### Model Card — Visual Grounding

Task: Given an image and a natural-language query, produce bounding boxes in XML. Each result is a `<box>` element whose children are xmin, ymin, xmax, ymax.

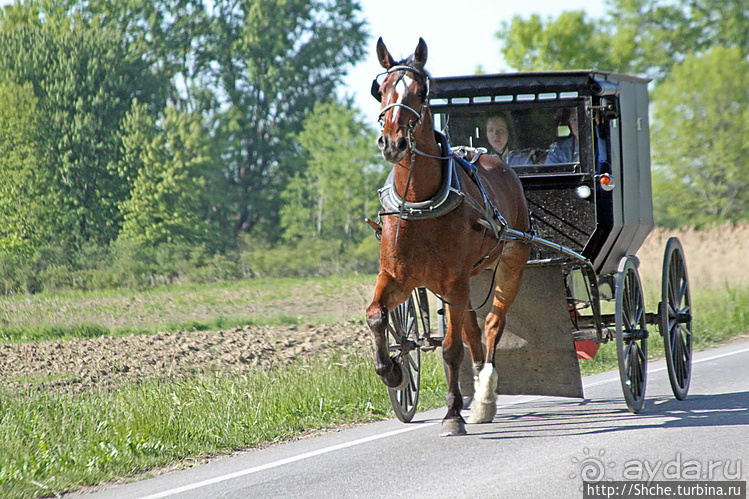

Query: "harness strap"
<box><xmin>452</xmin><ymin>149</ymin><xmax>508</xmax><ymax>242</ymax></box>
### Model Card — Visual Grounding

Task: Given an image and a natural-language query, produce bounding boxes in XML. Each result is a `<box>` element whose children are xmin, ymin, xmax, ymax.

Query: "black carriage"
<box><xmin>383</xmin><ymin>71</ymin><xmax>692</xmax><ymax>422</ymax></box>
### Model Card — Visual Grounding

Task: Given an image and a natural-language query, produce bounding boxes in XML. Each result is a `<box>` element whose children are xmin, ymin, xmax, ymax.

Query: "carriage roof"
<box><xmin>429</xmin><ymin>70</ymin><xmax>650</xmax><ymax>101</ymax></box>
<box><xmin>429</xmin><ymin>70</ymin><xmax>654</xmax><ymax>275</ymax></box>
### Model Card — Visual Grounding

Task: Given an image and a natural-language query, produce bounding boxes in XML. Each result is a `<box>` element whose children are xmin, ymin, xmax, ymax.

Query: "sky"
<box><xmin>347</xmin><ymin>0</ymin><xmax>607</xmax><ymax>116</ymax></box>
<box><xmin>0</xmin><ymin>0</ymin><xmax>607</xmax><ymax>115</ymax></box>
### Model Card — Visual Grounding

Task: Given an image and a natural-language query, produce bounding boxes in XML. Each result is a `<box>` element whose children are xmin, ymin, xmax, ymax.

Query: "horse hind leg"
<box><xmin>457</xmin><ymin>309</ymin><xmax>496</xmax><ymax>424</ymax></box>
<box><xmin>469</xmin><ymin>361</ymin><xmax>499</xmax><ymax>424</ymax></box>
<box><xmin>469</xmin><ymin>302</ymin><xmax>502</xmax><ymax>424</ymax></box>
<box><xmin>470</xmin><ymin>242</ymin><xmax>529</xmax><ymax>424</ymax></box>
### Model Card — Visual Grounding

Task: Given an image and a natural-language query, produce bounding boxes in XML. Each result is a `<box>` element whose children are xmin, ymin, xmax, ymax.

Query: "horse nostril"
<box><xmin>377</xmin><ymin>135</ymin><xmax>386</xmax><ymax>149</ymax></box>
<box><xmin>396</xmin><ymin>137</ymin><xmax>407</xmax><ymax>151</ymax></box>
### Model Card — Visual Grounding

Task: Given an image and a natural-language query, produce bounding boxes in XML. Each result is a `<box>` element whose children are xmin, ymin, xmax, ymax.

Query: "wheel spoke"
<box><xmin>677</xmin><ymin>328</ymin><xmax>690</xmax><ymax>380</ymax></box>
<box><xmin>675</xmin><ymin>337</ymin><xmax>685</xmax><ymax>384</ymax></box>
<box><xmin>633</xmin><ymin>297</ymin><xmax>644</xmax><ymax>326</ymax></box>
<box><xmin>668</xmin><ymin>257</ymin><xmax>680</xmax><ymax>304</ymax></box>
<box><xmin>636</xmin><ymin>347</ymin><xmax>646</xmax><ymax>398</ymax></box>
<box><xmin>629</xmin><ymin>344</ymin><xmax>640</xmax><ymax>399</ymax></box>
<box><xmin>407</xmin><ymin>353</ymin><xmax>419</xmax><ymax>372</ymax></box>
<box><xmin>406</xmin><ymin>316</ymin><xmax>415</xmax><ymax>335</ymax></box>
<box><xmin>676</xmin><ymin>277</ymin><xmax>688</xmax><ymax>306</ymax></box>
<box><xmin>624</xmin><ymin>342</ymin><xmax>635</xmax><ymax>390</ymax></box>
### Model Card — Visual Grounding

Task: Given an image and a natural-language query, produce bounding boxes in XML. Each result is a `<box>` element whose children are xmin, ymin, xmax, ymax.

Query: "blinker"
<box><xmin>371</xmin><ymin>79</ymin><xmax>381</xmax><ymax>102</ymax></box>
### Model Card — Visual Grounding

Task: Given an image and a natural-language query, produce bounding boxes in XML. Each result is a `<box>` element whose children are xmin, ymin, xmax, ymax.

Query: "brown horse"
<box><xmin>366</xmin><ymin>38</ymin><xmax>531</xmax><ymax>436</ymax></box>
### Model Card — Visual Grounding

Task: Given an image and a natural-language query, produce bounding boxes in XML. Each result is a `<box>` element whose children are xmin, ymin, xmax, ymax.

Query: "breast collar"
<box><xmin>378</xmin><ymin>131</ymin><xmax>464</xmax><ymax>220</ymax></box>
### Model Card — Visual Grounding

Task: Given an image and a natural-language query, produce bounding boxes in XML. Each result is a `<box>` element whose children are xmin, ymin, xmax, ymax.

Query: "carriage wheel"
<box><xmin>615</xmin><ymin>256</ymin><xmax>648</xmax><ymax>414</ymax></box>
<box><xmin>660</xmin><ymin>237</ymin><xmax>692</xmax><ymax>400</ymax></box>
<box><xmin>386</xmin><ymin>294</ymin><xmax>421</xmax><ymax>422</ymax></box>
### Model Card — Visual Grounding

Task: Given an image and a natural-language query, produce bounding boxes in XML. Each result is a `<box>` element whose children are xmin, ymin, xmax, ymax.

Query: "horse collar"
<box><xmin>378</xmin><ymin>132</ymin><xmax>463</xmax><ymax>221</ymax></box>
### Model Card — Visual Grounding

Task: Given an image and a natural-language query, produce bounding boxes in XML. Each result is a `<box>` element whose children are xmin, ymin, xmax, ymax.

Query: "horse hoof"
<box><xmin>440</xmin><ymin>419</ymin><xmax>467</xmax><ymax>437</ymax></box>
<box><xmin>468</xmin><ymin>401</ymin><xmax>497</xmax><ymax>424</ymax></box>
<box><xmin>379</xmin><ymin>361</ymin><xmax>405</xmax><ymax>389</ymax></box>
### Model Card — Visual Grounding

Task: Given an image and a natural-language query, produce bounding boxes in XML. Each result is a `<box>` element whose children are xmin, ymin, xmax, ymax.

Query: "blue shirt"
<box><xmin>545</xmin><ymin>136</ymin><xmax>578</xmax><ymax>165</ymax></box>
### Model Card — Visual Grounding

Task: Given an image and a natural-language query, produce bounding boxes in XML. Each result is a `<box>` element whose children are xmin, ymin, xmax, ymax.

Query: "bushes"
<box><xmin>0</xmin><ymin>235</ymin><xmax>381</xmax><ymax>295</ymax></box>
<box><xmin>238</xmin><ymin>235</ymin><xmax>379</xmax><ymax>278</ymax></box>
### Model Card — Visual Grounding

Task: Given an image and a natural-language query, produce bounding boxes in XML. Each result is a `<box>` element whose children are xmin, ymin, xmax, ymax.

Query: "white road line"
<box><xmin>138</xmin><ymin>424</ymin><xmax>433</xmax><ymax>499</ymax></box>
<box><xmin>139</xmin><ymin>343</ymin><xmax>749</xmax><ymax>498</ymax></box>
<box><xmin>691</xmin><ymin>345</ymin><xmax>749</xmax><ymax>365</ymax></box>
<box><xmin>584</xmin><ymin>345</ymin><xmax>749</xmax><ymax>389</ymax></box>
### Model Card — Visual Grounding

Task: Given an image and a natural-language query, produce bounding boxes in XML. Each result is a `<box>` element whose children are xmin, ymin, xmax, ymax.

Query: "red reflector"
<box><xmin>575</xmin><ymin>340</ymin><xmax>601</xmax><ymax>360</ymax></box>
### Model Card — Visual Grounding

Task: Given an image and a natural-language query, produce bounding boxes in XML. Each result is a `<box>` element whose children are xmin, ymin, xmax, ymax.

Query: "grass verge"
<box><xmin>0</xmin><ymin>352</ymin><xmax>448</xmax><ymax>499</ymax></box>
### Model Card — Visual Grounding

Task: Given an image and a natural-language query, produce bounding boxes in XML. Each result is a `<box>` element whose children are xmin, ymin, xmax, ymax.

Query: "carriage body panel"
<box><xmin>468</xmin><ymin>262</ymin><xmax>584</xmax><ymax>399</ymax></box>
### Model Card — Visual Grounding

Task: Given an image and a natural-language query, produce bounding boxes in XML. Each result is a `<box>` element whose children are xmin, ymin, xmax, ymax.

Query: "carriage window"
<box><xmin>436</xmin><ymin>103</ymin><xmax>588</xmax><ymax>176</ymax></box>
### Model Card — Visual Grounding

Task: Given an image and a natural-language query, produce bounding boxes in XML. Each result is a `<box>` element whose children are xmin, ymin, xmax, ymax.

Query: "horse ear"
<box><xmin>376</xmin><ymin>37</ymin><xmax>396</xmax><ymax>70</ymax></box>
<box><xmin>413</xmin><ymin>37</ymin><xmax>428</xmax><ymax>67</ymax></box>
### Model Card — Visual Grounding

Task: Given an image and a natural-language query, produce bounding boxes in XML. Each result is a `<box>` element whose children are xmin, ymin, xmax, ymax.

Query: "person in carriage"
<box><xmin>484</xmin><ymin>111</ymin><xmax>531</xmax><ymax>166</ymax></box>
<box><xmin>545</xmin><ymin>107</ymin><xmax>579</xmax><ymax>165</ymax></box>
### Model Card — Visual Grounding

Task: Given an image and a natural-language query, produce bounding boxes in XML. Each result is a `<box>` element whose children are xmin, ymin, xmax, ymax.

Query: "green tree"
<box><xmin>497</xmin><ymin>10</ymin><xmax>635</xmax><ymax>72</ymax></box>
<box><xmin>207</xmin><ymin>0</ymin><xmax>367</xmax><ymax>238</ymax></box>
<box><xmin>0</xmin><ymin>81</ymin><xmax>48</xmax><ymax>257</ymax></box>
<box><xmin>651</xmin><ymin>46</ymin><xmax>749</xmax><ymax>227</ymax></box>
<box><xmin>0</xmin><ymin>24</ymin><xmax>165</xmax><ymax>248</ymax></box>
<box><xmin>497</xmin><ymin>1</ymin><xmax>749</xmax><ymax>79</ymax></box>
<box><xmin>0</xmin><ymin>1</ymin><xmax>42</xmax><ymax>33</ymax></box>
<box><xmin>280</xmin><ymin>101</ymin><xmax>382</xmax><ymax>243</ymax></box>
<box><xmin>119</xmin><ymin>105</ymin><xmax>218</xmax><ymax>246</ymax></box>
<box><xmin>53</xmin><ymin>0</ymin><xmax>369</xmax><ymax>238</ymax></box>
<box><xmin>38</xmin><ymin>0</ymin><xmax>209</xmax><ymax>111</ymax></box>
<box><xmin>606</xmin><ymin>0</ymin><xmax>749</xmax><ymax>80</ymax></box>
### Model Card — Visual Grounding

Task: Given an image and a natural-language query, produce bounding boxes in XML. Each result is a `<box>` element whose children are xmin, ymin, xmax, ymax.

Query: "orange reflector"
<box><xmin>599</xmin><ymin>173</ymin><xmax>615</xmax><ymax>191</ymax></box>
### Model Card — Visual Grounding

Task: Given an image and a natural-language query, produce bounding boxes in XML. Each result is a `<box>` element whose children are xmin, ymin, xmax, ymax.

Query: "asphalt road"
<box><xmin>67</xmin><ymin>340</ymin><xmax>749</xmax><ymax>499</ymax></box>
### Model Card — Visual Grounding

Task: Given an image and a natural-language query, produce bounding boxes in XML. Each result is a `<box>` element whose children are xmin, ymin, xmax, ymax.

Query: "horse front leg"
<box><xmin>440</xmin><ymin>288</ymin><xmax>475</xmax><ymax>436</ymax></box>
<box><xmin>471</xmin><ymin>242</ymin><xmax>529</xmax><ymax>423</ymax></box>
<box><xmin>366</xmin><ymin>270</ymin><xmax>412</xmax><ymax>389</ymax></box>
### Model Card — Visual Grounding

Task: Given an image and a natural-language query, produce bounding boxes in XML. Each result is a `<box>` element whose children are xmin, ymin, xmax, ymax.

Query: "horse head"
<box><xmin>373</xmin><ymin>37</ymin><xmax>431</xmax><ymax>164</ymax></box>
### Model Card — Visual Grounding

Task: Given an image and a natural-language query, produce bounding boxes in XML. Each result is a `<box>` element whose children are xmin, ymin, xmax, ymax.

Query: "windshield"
<box><xmin>435</xmin><ymin>102</ymin><xmax>589</xmax><ymax>174</ymax></box>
